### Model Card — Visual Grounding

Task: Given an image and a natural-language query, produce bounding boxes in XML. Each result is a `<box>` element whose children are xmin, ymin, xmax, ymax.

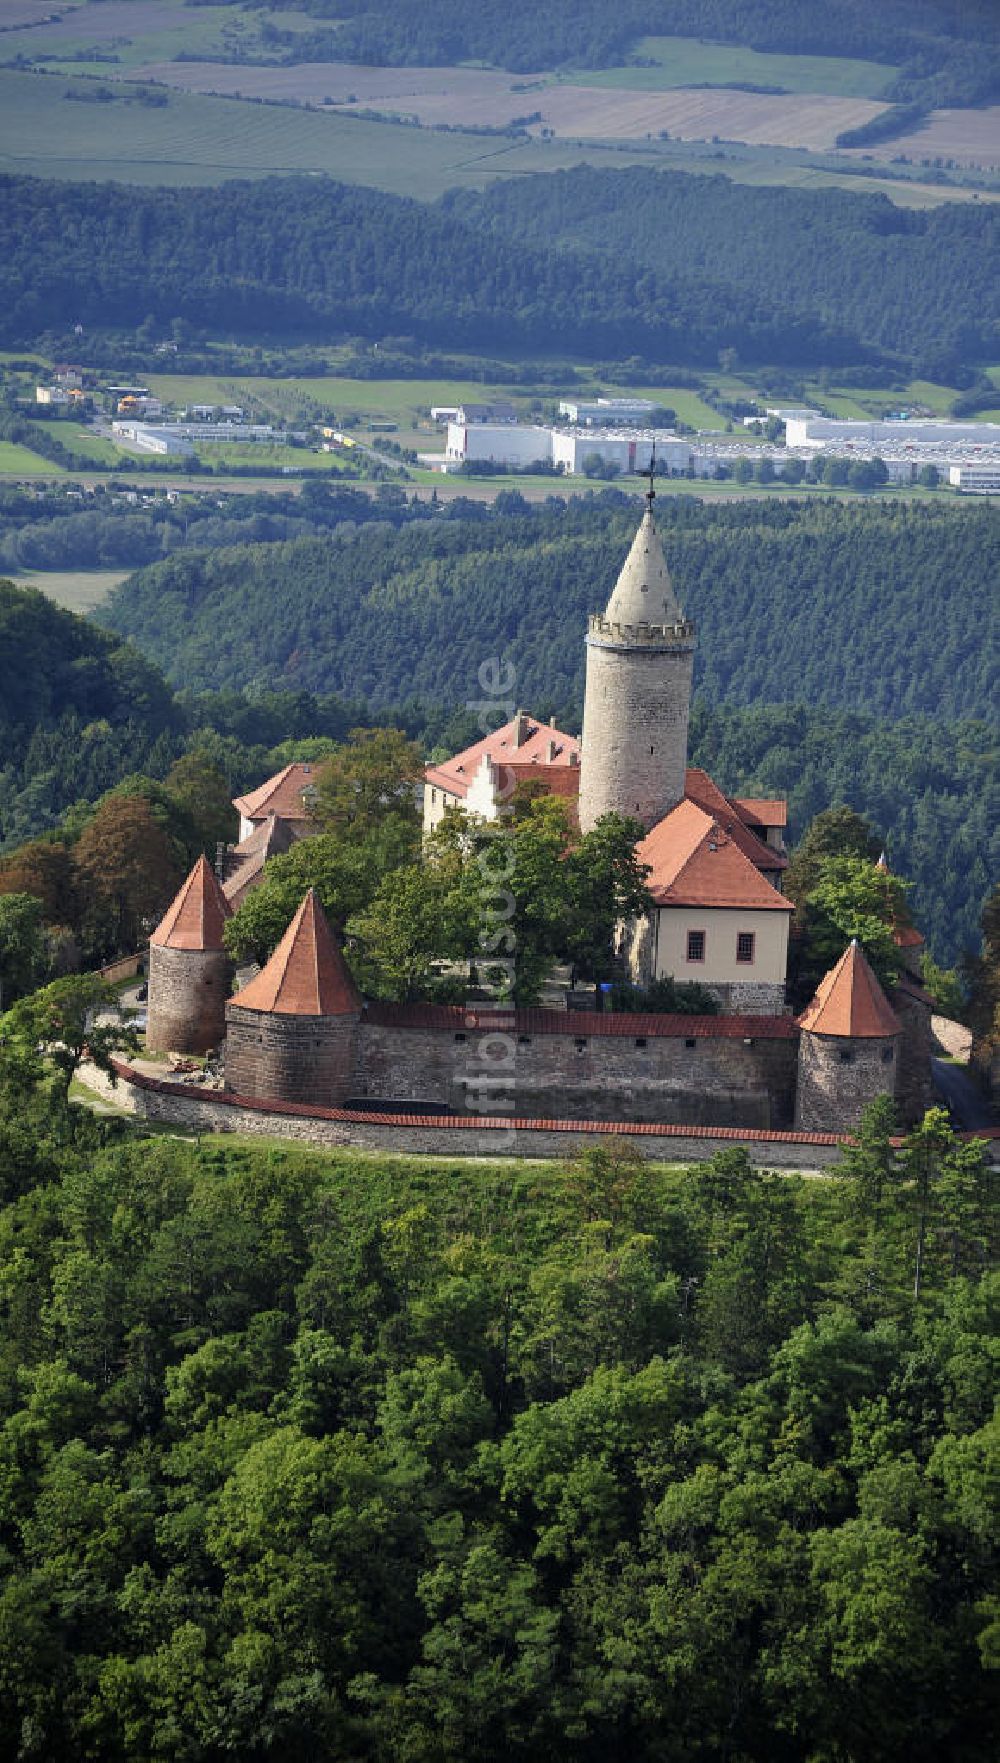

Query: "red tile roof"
<box><xmin>685</xmin><ymin>769</ymin><xmax>788</xmax><ymax>871</ymax></box>
<box><xmin>893</xmin><ymin>923</ymin><xmax>925</xmax><ymax>949</ymax></box>
<box><xmin>797</xmin><ymin>940</ymin><xmax>900</xmax><ymax>1038</ymax></box>
<box><xmin>638</xmin><ymin>800</ymin><xmax>794</xmax><ymax>912</ymax></box>
<box><xmin>150</xmin><ymin>855</ymin><xmax>231</xmax><ymax>951</ymax></box>
<box><xmin>734</xmin><ymin>797</ymin><xmax>788</xmax><ymax>829</ymax></box>
<box><xmin>424</xmin><ymin>714</ymin><xmax>580</xmax><ymax>801</ymax></box>
<box><xmin>230</xmin><ymin>889</ymin><xmax>360</xmax><ymax>1016</ymax></box>
<box><xmin>364</xmin><ymin>1000</ymin><xmax>797</xmax><ymax>1040</ymax></box>
<box><xmin>233</xmin><ymin>762</ymin><xmax>321</xmax><ymax>824</ymax></box>
<box><xmin>221</xmin><ymin>814</ymin><xmax>296</xmax><ymax>910</ymax></box>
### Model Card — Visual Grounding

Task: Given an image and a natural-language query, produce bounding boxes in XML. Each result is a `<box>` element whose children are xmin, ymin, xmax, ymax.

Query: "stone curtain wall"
<box><xmin>81</xmin><ymin>1061</ymin><xmax>999</xmax><ymax>1169</ymax></box>
<box><xmin>355</xmin><ymin>1020</ymin><xmax>798</xmax><ymax>1128</ymax></box>
<box><xmin>225</xmin><ymin>1005</ymin><xmax>359</xmax><ymax>1108</ymax></box>
<box><xmin>99</xmin><ymin>954</ymin><xmax>144</xmax><ymax>985</ymax></box>
<box><xmin>892</xmin><ymin>988</ymin><xmax>936</xmax><ymax>1125</ymax></box>
<box><xmin>80</xmin><ymin>1061</ymin><xmax>846</xmax><ymax>1167</ymax></box>
<box><xmin>795</xmin><ymin>1032</ymin><xmax>898</xmax><ymax>1132</ymax></box>
<box><xmin>146</xmin><ymin>946</ymin><xmax>232</xmax><ymax>1056</ymax></box>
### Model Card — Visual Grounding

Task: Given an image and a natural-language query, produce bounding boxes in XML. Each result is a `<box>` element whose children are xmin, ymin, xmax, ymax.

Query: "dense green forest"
<box><xmin>451</xmin><ymin>170</ymin><xmax>1000</xmax><ymax>376</ymax></box>
<box><xmin>0</xmin><ymin>1044</ymin><xmax>996</xmax><ymax>1759</ymax></box>
<box><xmin>266</xmin><ymin>0</ymin><xmax>1000</xmax><ymax>106</ymax></box>
<box><xmin>0</xmin><ymin>482</ymin><xmax>426</xmax><ymax>575</ymax></box>
<box><xmin>99</xmin><ymin>497</ymin><xmax>998</xmax><ymax>722</ymax></box>
<box><xmin>5</xmin><ymin>171</ymin><xmax>998</xmax><ymax>374</ymax></box>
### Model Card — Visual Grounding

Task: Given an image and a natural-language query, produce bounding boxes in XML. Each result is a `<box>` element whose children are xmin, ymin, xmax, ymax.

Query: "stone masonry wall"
<box><xmin>795</xmin><ymin>1032</ymin><xmax>898</xmax><ymax>1132</ymax></box>
<box><xmin>892</xmin><ymin>988</ymin><xmax>935</xmax><ymax>1126</ymax></box>
<box><xmin>706</xmin><ymin>980</ymin><xmax>788</xmax><ymax>1017</ymax></box>
<box><xmin>80</xmin><ymin>1061</ymin><xmax>848</xmax><ymax>1167</ymax></box>
<box><xmin>146</xmin><ymin>945</ymin><xmax>232</xmax><ymax>1056</ymax></box>
<box><xmin>355</xmin><ymin>1021</ymin><xmax>798</xmax><ymax>1129</ymax></box>
<box><xmin>225</xmin><ymin>1006</ymin><xmax>359</xmax><ymax>1107</ymax></box>
<box><xmin>81</xmin><ymin>1061</ymin><xmax>999</xmax><ymax>1169</ymax></box>
<box><xmin>579</xmin><ymin>636</ymin><xmax>694</xmax><ymax>832</ymax></box>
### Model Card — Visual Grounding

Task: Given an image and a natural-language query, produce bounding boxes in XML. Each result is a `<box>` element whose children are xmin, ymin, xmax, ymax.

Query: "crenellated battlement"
<box><xmin>587</xmin><ymin>611</ymin><xmax>696</xmax><ymax>649</ymax></box>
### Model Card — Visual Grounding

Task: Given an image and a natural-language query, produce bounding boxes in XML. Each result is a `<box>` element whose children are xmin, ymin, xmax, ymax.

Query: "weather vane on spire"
<box><xmin>644</xmin><ymin>441</ymin><xmax>656</xmax><ymax>508</ymax></box>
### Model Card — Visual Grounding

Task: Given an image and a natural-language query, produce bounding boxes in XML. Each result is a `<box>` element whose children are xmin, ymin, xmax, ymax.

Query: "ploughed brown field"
<box><xmin>844</xmin><ymin>105</ymin><xmax>1000</xmax><ymax>169</ymax></box>
<box><xmin>135</xmin><ymin>58</ymin><xmax>889</xmax><ymax>152</ymax></box>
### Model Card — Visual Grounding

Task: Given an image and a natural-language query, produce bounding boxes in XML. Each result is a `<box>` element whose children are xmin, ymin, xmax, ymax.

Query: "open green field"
<box><xmin>0</xmin><ymin>439</ymin><xmax>63</xmax><ymax>474</ymax></box>
<box><xmin>48</xmin><ymin>421</ymin><xmax>124</xmax><ymax>464</ymax></box>
<box><xmin>191</xmin><ymin>441</ymin><xmax>357</xmax><ymax>471</ymax></box>
<box><xmin>10</xmin><ymin>568</ymin><xmax>131</xmax><ymax>612</ymax></box>
<box><xmin>0</xmin><ymin>0</ymin><xmax>303</xmax><ymax>72</ymax></box>
<box><xmin>0</xmin><ymin>68</ymin><xmax>990</xmax><ymax>209</ymax></box>
<box><xmin>571</xmin><ymin>36</ymin><xmax>893</xmax><ymax>99</ymax></box>
<box><xmin>143</xmin><ymin>372</ymin><xmax>726</xmax><ymax>435</ymax></box>
<box><xmin>0</xmin><ymin>67</ymin><xmax>683</xmax><ymax>196</ymax></box>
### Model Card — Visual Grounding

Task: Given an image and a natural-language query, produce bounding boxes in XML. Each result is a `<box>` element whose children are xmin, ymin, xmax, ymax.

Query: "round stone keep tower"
<box><xmin>578</xmin><ymin>484</ymin><xmax>696</xmax><ymax>834</ymax></box>
<box><xmin>224</xmin><ymin>888</ymin><xmax>361</xmax><ymax>1107</ymax></box>
<box><xmin>795</xmin><ymin>940</ymin><xmax>901</xmax><ymax>1133</ymax></box>
<box><xmin>147</xmin><ymin>855</ymin><xmax>233</xmax><ymax>1055</ymax></box>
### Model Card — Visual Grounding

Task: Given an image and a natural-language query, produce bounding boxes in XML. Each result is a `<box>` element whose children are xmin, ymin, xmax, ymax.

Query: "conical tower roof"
<box><xmin>231</xmin><ymin>888</ymin><xmax>360</xmax><ymax>1016</ymax></box>
<box><xmin>797</xmin><ymin>939</ymin><xmax>900</xmax><ymax>1038</ymax></box>
<box><xmin>605</xmin><ymin>504</ymin><xmax>687</xmax><ymax>626</ymax></box>
<box><xmin>151</xmin><ymin>854</ymin><xmax>231</xmax><ymax>951</ymax></box>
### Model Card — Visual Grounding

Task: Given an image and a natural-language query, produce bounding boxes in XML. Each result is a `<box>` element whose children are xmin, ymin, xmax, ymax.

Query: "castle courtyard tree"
<box><xmin>563</xmin><ymin>811</ymin><xmax>650</xmax><ymax>990</ymax></box>
<box><xmin>785</xmin><ymin>805</ymin><xmax>883</xmax><ymax>907</ymax></box>
<box><xmin>791</xmin><ymin>853</ymin><xmax>909</xmax><ymax>1005</ymax></box>
<box><xmin>311</xmin><ymin>728</ymin><xmax>425</xmax><ymax>845</ymax></box>
<box><xmin>224</xmin><ymin>834</ymin><xmax>381</xmax><ymax>967</ymax></box>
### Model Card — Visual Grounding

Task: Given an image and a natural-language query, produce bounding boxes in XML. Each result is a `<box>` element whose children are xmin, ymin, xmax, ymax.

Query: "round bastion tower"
<box><xmin>146</xmin><ymin>855</ymin><xmax>233</xmax><ymax>1055</ymax></box>
<box><xmin>795</xmin><ymin>940</ymin><xmax>901</xmax><ymax>1133</ymax></box>
<box><xmin>225</xmin><ymin>888</ymin><xmax>361</xmax><ymax>1107</ymax></box>
<box><xmin>578</xmin><ymin>477</ymin><xmax>696</xmax><ymax>834</ymax></box>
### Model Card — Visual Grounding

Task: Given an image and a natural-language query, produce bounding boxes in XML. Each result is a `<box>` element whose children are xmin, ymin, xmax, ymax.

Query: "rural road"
<box><xmin>931</xmin><ymin>1057</ymin><xmax>995</xmax><ymax>1131</ymax></box>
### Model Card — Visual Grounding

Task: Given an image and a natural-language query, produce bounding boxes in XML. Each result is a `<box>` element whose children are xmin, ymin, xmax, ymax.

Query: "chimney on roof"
<box><xmin>549</xmin><ymin>714</ymin><xmax>556</xmax><ymax>726</ymax></box>
<box><xmin>569</xmin><ymin>750</ymin><xmax>579</xmax><ymax>767</ymax></box>
<box><xmin>547</xmin><ymin>739</ymin><xmax>557</xmax><ymax>762</ymax></box>
<box><xmin>514</xmin><ymin>710</ymin><xmax>531</xmax><ymax>747</ymax></box>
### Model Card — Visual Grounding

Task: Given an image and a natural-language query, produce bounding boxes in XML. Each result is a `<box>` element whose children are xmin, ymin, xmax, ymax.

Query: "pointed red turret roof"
<box><xmin>797</xmin><ymin>940</ymin><xmax>900</xmax><ymax>1038</ymax></box>
<box><xmin>230</xmin><ymin>889</ymin><xmax>360</xmax><ymax>1016</ymax></box>
<box><xmin>150</xmin><ymin>855</ymin><xmax>231</xmax><ymax>950</ymax></box>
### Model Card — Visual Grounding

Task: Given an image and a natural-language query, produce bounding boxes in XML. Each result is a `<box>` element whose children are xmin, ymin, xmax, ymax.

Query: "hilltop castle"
<box><xmin>145</xmin><ymin>491</ymin><xmax>934</xmax><ymax>1138</ymax></box>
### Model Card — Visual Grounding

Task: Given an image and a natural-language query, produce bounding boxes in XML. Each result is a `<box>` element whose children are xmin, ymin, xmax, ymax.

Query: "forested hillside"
<box><xmin>274</xmin><ymin>0</ymin><xmax>1000</xmax><ymax>105</ymax></box>
<box><xmin>0</xmin><ymin>1086</ymin><xmax>995</xmax><ymax>1760</ymax></box>
<box><xmin>452</xmin><ymin>169</ymin><xmax>1000</xmax><ymax>375</ymax></box>
<box><xmin>5</xmin><ymin>171</ymin><xmax>998</xmax><ymax>373</ymax></box>
<box><xmin>0</xmin><ymin>577</ymin><xmax>179</xmax><ymax>764</ymax></box>
<box><xmin>99</xmin><ymin>497</ymin><xmax>998</xmax><ymax>721</ymax></box>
